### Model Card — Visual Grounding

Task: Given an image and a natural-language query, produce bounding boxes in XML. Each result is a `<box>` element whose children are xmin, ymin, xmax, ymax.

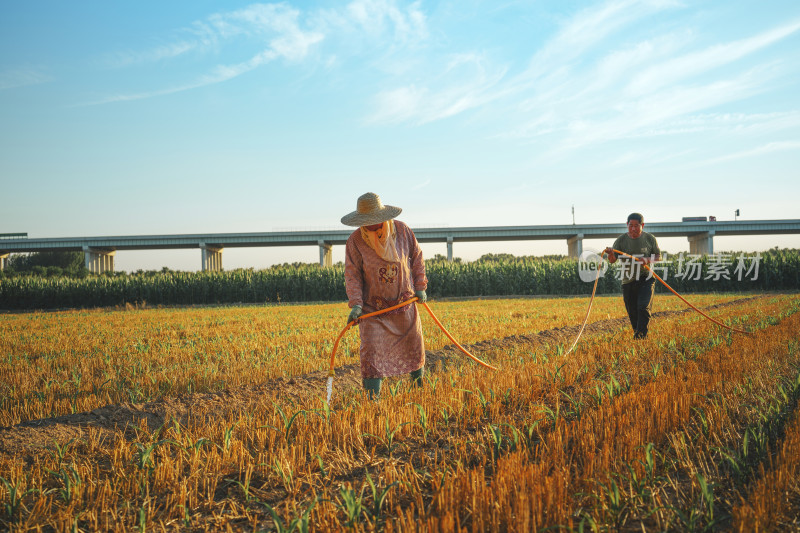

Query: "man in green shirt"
<box><xmin>604</xmin><ymin>213</ymin><xmax>661</xmax><ymax>339</ymax></box>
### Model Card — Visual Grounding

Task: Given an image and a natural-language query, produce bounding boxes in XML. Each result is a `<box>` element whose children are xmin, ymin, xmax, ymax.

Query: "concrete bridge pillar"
<box><xmin>0</xmin><ymin>252</ymin><xmax>8</xmax><ymax>270</ymax></box>
<box><xmin>83</xmin><ymin>246</ymin><xmax>116</xmax><ymax>274</ymax></box>
<box><xmin>318</xmin><ymin>240</ymin><xmax>332</xmax><ymax>267</ymax></box>
<box><xmin>688</xmin><ymin>231</ymin><xmax>714</xmax><ymax>255</ymax></box>
<box><xmin>447</xmin><ymin>236</ymin><xmax>454</xmax><ymax>262</ymax></box>
<box><xmin>200</xmin><ymin>244</ymin><xmax>223</xmax><ymax>272</ymax></box>
<box><xmin>567</xmin><ymin>234</ymin><xmax>584</xmax><ymax>258</ymax></box>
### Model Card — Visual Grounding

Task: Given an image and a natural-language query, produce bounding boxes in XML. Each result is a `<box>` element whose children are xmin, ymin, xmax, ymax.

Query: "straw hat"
<box><xmin>341</xmin><ymin>192</ymin><xmax>402</xmax><ymax>226</ymax></box>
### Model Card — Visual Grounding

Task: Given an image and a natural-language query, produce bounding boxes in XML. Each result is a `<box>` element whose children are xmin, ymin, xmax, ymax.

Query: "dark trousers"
<box><xmin>622</xmin><ymin>277</ymin><xmax>656</xmax><ymax>338</ymax></box>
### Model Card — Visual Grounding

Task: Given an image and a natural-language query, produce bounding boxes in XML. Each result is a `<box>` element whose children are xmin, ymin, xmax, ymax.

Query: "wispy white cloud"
<box><xmin>368</xmin><ymin>85</ymin><xmax>426</xmax><ymax>123</ymax></box>
<box><xmin>0</xmin><ymin>67</ymin><xmax>52</xmax><ymax>90</ymax></box>
<box><xmin>104</xmin><ymin>41</ymin><xmax>197</xmax><ymax>68</ymax></box>
<box><xmin>700</xmin><ymin>140</ymin><xmax>800</xmax><ymax>165</ymax></box>
<box><xmin>367</xmin><ymin>52</ymin><xmax>507</xmax><ymax>124</ymax></box>
<box><xmin>412</xmin><ymin>179</ymin><xmax>431</xmax><ymax>190</ymax></box>
<box><xmin>209</xmin><ymin>3</ymin><xmax>324</xmax><ymax>62</ymax></box>
<box><xmin>626</xmin><ymin>20</ymin><xmax>800</xmax><ymax>97</ymax></box>
<box><xmin>80</xmin><ymin>0</ymin><xmax>800</xmax><ymax>158</ymax></box>
<box><xmin>89</xmin><ymin>1</ymin><xmax>425</xmax><ymax>105</ymax></box>
<box><xmin>361</xmin><ymin>0</ymin><xmax>800</xmax><ymax>170</ymax></box>
<box><xmin>520</xmin><ymin>0</ymin><xmax>684</xmax><ymax>83</ymax></box>
<box><xmin>311</xmin><ymin>0</ymin><xmax>428</xmax><ymax>79</ymax></box>
<box><xmin>495</xmin><ymin>3</ymin><xmax>800</xmax><ymax>154</ymax></box>
<box><xmin>367</xmin><ymin>0</ymin><xmax>685</xmax><ymax>127</ymax></box>
<box><xmin>346</xmin><ymin>0</ymin><xmax>427</xmax><ymax>44</ymax></box>
<box><xmin>87</xmin><ymin>4</ymin><xmax>325</xmax><ymax>104</ymax></box>
<box><xmin>558</xmin><ymin>63</ymin><xmax>778</xmax><ymax>149</ymax></box>
<box><xmin>574</xmin><ymin>30</ymin><xmax>691</xmax><ymax>98</ymax></box>
<box><xmin>637</xmin><ymin>111</ymin><xmax>800</xmax><ymax>138</ymax></box>
<box><xmin>82</xmin><ymin>49</ymin><xmax>284</xmax><ymax>105</ymax></box>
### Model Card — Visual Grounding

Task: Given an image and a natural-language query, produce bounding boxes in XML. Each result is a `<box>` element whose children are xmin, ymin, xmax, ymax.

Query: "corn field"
<box><xmin>1</xmin><ymin>292</ymin><xmax>799</xmax><ymax>530</ymax></box>
<box><xmin>1</xmin><ymin>250</ymin><xmax>798</xmax><ymax>310</ymax></box>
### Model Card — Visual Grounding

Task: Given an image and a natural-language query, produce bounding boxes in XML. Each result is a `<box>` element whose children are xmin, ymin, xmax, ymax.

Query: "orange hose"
<box><xmin>328</xmin><ymin>297</ymin><xmax>498</xmax><ymax>377</ymax></box>
<box><xmin>328</xmin><ymin>297</ymin><xmax>418</xmax><ymax>376</ymax></box>
<box><xmin>564</xmin><ymin>249</ymin><xmax>752</xmax><ymax>355</ymax></box>
<box><xmin>611</xmin><ymin>248</ymin><xmax>751</xmax><ymax>336</ymax></box>
<box><xmin>564</xmin><ymin>251</ymin><xmax>606</xmax><ymax>356</ymax></box>
<box><xmin>420</xmin><ymin>302</ymin><xmax>499</xmax><ymax>371</ymax></box>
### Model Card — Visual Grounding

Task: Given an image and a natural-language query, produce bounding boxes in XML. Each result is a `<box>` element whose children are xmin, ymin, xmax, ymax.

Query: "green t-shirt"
<box><xmin>612</xmin><ymin>231</ymin><xmax>661</xmax><ymax>284</ymax></box>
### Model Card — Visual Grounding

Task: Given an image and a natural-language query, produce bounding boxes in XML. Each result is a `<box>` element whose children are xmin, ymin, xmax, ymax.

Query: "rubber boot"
<box><xmin>410</xmin><ymin>367</ymin><xmax>424</xmax><ymax>388</ymax></box>
<box><xmin>362</xmin><ymin>377</ymin><xmax>382</xmax><ymax>399</ymax></box>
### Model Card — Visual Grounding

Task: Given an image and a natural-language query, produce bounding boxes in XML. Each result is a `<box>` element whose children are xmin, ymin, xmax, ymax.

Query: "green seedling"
<box><xmin>47</xmin><ymin>437</ymin><xmax>80</xmax><ymax>468</ymax></box>
<box><xmin>336</xmin><ymin>483</ymin><xmax>366</xmax><ymax>528</ymax></box>
<box><xmin>46</xmin><ymin>464</ymin><xmax>82</xmax><ymax>503</ymax></box>
<box><xmin>411</xmin><ymin>403</ymin><xmax>431</xmax><ymax>442</ymax></box>
<box><xmin>363</xmin><ymin>472</ymin><xmax>398</xmax><ymax>524</ymax></box>
<box><xmin>0</xmin><ymin>476</ymin><xmax>38</xmax><ymax>522</ymax></box>
<box><xmin>258</xmin><ymin>497</ymin><xmax>317</xmax><ymax>533</ymax></box>
<box><xmin>364</xmin><ymin>419</ymin><xmax>408</xmax><ymax>457</ymax></box>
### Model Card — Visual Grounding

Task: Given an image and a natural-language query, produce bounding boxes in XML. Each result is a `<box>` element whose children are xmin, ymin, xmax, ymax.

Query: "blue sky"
<box><xmin>2</xmin><ymin>0</ymin><xmax>799</xmax><ymax>271</ymax></box>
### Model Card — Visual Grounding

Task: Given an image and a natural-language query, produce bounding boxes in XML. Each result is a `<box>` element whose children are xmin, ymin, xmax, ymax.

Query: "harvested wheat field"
<box><xmin>1</xmin><ymin>293</ymin><xmax>799</xmax><ymax>531</ymax></box>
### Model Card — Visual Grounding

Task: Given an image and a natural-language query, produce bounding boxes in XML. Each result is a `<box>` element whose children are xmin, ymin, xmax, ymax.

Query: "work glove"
<box><xmin>415</xmin><ymin>290</ymin><xmax>427</xmax><ymax>303</ymax></box>
<box><xmin>347</xmin><ymin>305</ymin><xmax>363</xmax><ymax>325</ymax></box>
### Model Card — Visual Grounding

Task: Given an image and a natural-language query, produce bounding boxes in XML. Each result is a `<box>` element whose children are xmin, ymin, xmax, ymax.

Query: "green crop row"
<box><xmin>0</xmin><ymin>250</ymin><xmax>797</xmax><ymax>310</ymax></box>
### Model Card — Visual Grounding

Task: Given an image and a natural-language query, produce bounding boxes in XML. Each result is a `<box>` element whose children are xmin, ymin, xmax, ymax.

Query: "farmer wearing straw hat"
<box><xmin>604</xmin><ymin>213</ymin><xmax>661</xmax><ymax>339</ymax></box>
<box><xmin>342</xmin><ymin>192</ymin><xmax>428</xmax><ymax>398</ymax></box>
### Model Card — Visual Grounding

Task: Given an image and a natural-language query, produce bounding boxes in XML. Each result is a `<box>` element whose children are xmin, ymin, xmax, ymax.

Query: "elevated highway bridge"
<box><xmin>2</xmin><ymin>219</ymin><xmax>799</xmax><ymax>273</ymax></box>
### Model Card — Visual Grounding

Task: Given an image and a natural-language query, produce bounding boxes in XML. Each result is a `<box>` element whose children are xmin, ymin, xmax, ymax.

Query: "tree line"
<box><xmin>0</xmin><ymin>249</ymin><xmax>797</xmax><ymax>310</ymax></box>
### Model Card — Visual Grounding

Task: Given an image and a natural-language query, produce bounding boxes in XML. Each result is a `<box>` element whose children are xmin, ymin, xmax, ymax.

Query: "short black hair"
<box><xmin>627</xmin><ymin>212</ymin><xmax>644</xmax><ymax>224</ymax></box>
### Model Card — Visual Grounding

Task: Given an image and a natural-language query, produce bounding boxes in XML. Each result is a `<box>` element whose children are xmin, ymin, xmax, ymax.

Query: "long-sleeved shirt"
<box><xmin>344</xmin><ymin>220</ymin><xmax>428</xmax><ymax>378</ymax></box>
